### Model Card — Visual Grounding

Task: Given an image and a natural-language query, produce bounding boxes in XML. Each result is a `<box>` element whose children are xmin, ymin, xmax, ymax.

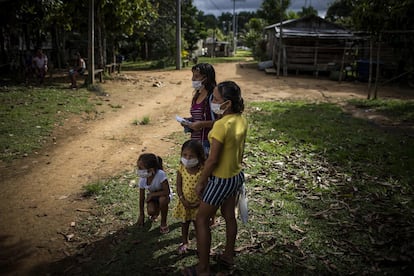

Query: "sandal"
<box><xmin>213</xmin><ymin>253</ymin><xmax>235</xmax><ymax>269</ymax></box>
<box><xmin>181</xmin><ymin>265</ymin><xmax>197</xmax><ymax>276</ymax></box>
<box><xmin>178</xmin><ymin>243</ymin><xmax>188</xmax><ymax>255</ymax></box>
<box><xmin>160</xmin><ymin>225</ymin><xmax>169</xmax><ymax>234</ymax></box>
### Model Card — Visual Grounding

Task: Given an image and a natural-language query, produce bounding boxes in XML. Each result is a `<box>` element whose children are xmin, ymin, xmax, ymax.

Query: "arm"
<box><xmin>137</xmin><ymin>188</ymin><xmax>145</xmax><ymax>226</ymax></box>
<box><xmin>146</xmin><ymin>179</ymin><xmax>170</xmax><ymax>201</ymax></box>
<box><xmin>188</xmin><ymin>120</ymin><xmax>215</xmax><ymax>131</ymax></box>
<box><xmin>176</xmin><ymin>171</ymin><xmax>189</xmax><ymax>208</ymax></box>
<box><xmin>195</xmin><ymin>137</ymin><xmax>222</xmax><ymax>197</ymax></box>
<box><xmin>176</xmin><ymin>170</ymin><xmax>184</xmax><ymax>200</ymax></box>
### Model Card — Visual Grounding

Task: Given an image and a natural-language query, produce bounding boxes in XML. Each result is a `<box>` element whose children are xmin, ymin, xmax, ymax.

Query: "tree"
<box><xmin>297</xmin><ymin>6</ymin><xmax>318</xmax><ymax>17</ymax></box>
<box><xmin>241</xmin><ymin>18</ymin><xmax>267</xmax><ymax>60</ymax></box>
<box><xmin>325</xmin><ymin>0</ymin><xmax>353</xmax><ymax>28</ymax></box>
<box><xmin>348</xmin><ymin>0</ymin><xmax>414</xmax><ymax>98</ymax></box>
<box><xmin>182</xmin><ymin>1</ymin><xmax>206</xmax><ymax>54</ymax></box>
<box><xmin>257</xmin><ymin>0</ymin><xmax>291</xmax><ymax>25</ymax></box>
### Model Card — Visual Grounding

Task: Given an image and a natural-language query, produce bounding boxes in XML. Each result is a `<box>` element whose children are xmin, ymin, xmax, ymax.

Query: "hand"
<box><xmin>188</xmin><ymin>201</ymin><xmax>200</xmax><ymax>209</ymax></box>
<box><xmin>137</xmin><ymin>214</ymin><xmax>144</xmax><ymax>227</ymax></box>
<box><xmin>182</xmin><ymin>199</ymin><xmax>191</xmax><ymax>209</ymax></box>
<box><xmin>189</xmin><ymin>121</ymin><xmax>203</xmax><ymax>131</ymax></box>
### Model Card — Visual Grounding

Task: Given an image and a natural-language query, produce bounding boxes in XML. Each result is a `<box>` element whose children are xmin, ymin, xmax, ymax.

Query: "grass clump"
<box><xmin>132</xmin><ymin>116</ymin><xmax>150</xmax><ymax>125</ymax></box>
<box><xmin>349</xmin><ymin>98</ymin><xmax>414</xmax><ymax>122</ymax></box>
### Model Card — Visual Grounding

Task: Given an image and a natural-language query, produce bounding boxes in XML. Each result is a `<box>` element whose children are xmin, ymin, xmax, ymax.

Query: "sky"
<box><xmin>193</xmin><ymin>0</ymin><xmax>332</xmax><ymax>18</ymax></box>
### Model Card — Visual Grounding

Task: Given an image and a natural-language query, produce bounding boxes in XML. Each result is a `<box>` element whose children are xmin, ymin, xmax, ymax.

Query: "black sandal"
<box><xmin>213</xmin><ymin>253</ymin><xmax>235</xmax><ymax>269</ymax></box>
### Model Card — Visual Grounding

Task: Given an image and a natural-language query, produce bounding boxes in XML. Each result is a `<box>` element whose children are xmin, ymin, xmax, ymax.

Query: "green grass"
<box><xmin>42</xmin><ymin>99</ymin><xmax>414</xmax><ymax>275</ymax></box>
<box><xmin>0</xmin><ymin>86</ymin><xmax>96</xmax><ymax>161</ymax></box>
<box><xmin>349</xmin><ymin>98</ymin><xmax>414</xmax><ymax>122</ymax></box>
<box><xmin>2</xmin><ymin>82</ymin><xmax>412</xmax><ymax>274</ymax></box>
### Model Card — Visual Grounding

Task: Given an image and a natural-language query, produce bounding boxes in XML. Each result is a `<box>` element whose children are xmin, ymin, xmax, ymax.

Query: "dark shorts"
<box><xmin>202</xmin><ymin>171</ymin><xmax>245</xmax><ymax>206</ymax></box>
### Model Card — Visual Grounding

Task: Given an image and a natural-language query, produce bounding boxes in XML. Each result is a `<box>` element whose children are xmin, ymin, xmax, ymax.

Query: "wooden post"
<box><xmin>314</xmin><ymin>39</ymin><xmax>319</xmax><ymax>77</ymax></box>
<box><xmin>373</xmin><ymin>33</ymin><xmax>382</xmax><ymax>99</ymax></box>
<box><xmin>88</xmin><ymin>0</ymin><xmax>95</xmax><ymax>85</ymax></box>
<box><xmin>367</xmin><ymin>36</ymin><xmax>373</xmax><ymax>99</ymax></box>
<box><xmin>176</xmin><ymin>0</ymin><xmax>182</xmax><ymax>70</ymax></box>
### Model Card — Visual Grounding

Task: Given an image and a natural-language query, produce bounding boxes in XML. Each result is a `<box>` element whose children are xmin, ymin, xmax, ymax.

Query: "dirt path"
<box><xmin>0</xmin><ymin>62</ymin><xmax>412</xmax><ymax>275</ymax></box>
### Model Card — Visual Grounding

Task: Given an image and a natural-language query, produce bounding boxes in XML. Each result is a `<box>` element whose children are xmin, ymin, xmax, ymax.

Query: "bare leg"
<box><xmin>220</xmin><ymin>195</ymin><xmax>237</xmax><ymax>264</ymax></box>
<box><xmin>181</xmin><ymin>221</ymin><xmax>190</xmax><ymax>244</ymax></box>
<box><xmin>70</xmin><ymin>72</ymin><xmax>78</xmax><ymax>88</ymax></box>
<box><xmin>158</xmin><ymin>195</ymin><xmax>169</xmax><ymax>227</ymax></box>
<box><xmin>195</xmin><ymin>201</ymin><xmax>219</xmax><ymax>275</ymax></box>
<box><xmin>147</xmin><ymin>201</ymin><xmax>160</xmax><ymax>218</ymax></box>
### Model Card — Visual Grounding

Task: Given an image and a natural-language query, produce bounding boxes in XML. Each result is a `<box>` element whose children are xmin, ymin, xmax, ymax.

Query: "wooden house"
<box><xmin>264</xmin><ymin>15</ymin><xmax>358</xmax><ymax>77</ymax></box>
<box><xmin>205</xmin><ymin>37</ymin><xmax>230</xmax><ymax>57</ymax></box>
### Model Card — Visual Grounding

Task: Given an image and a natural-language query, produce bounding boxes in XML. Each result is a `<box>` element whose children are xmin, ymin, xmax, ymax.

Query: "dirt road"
<box><xmin>0</xmin><ymin>62</ymin><xmax>410</xmax><ymax>275</ymax></box>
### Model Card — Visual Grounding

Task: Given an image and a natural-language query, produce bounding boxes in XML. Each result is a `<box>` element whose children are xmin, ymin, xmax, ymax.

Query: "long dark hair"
<box><xmin>137</xmin><ymin>153</ymin><xmax>163</xmax><ymax>171</ymax></box>
<box><xmin>191</xmin><ymin>63</ymin><xmax>217</xmax><ymax>120</ymax></box>
<box><xmin>217</xmin><ymin>81</ymin><xmax>245</xmax><ymax>113</ymax></box>
<box><xmin>191</xmin><ymin>63</ymin><xmax>216</xmax><ymax>96</ymax></box>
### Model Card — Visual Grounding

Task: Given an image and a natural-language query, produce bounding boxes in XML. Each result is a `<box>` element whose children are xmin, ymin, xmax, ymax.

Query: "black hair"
<box><xmin>191</xmin><ymin>63</ymin><xmax>217</xmax><ymax>94</ymax></box>
<box><xmin>217</xmin><ymin>81</ymin><xmax>244</xmax><ymax>113</ymax></box>
<box><xmin>181</xmin><ymin>140</ymin><xmax>206</xmax><ymax>164</ymax></box>
<box><xmin>137</xmin><ymin>153</ymin><xmax>163</xmax><ymax>171</ymax></box>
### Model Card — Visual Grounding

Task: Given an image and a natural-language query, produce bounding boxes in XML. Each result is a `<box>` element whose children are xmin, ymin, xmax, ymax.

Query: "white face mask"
<box><xmin>210</xmin><ymin>101</ymin><xmax>227</xmax><ymax>115</ymax></box>
<box><xmin>181</xmin><ymin>157</ymin><xmax>199</xmax><ymax>168</ymax></box>
<box><xmin>137</xmin><ymin>169</ymin><xmax>152</xmax><ymax>178</ymax></box>
<box><xmin>192</xmin><ymin>80</ymin><xmax>203</xmax><ymax>90</ymax></box>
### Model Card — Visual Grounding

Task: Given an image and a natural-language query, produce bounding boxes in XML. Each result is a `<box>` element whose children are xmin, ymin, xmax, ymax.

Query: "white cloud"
<box><xmin>193</xmin><ymin>0</ymin><xmax>330</xmax><ymax>17</ymax></box>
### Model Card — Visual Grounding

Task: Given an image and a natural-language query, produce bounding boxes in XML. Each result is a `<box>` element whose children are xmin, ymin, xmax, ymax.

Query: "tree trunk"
<box><xmin>96</xmin><ymin>1</ymin><xmax>104</xmax><ymax>69</ymax></box>
<box><xmin>367</xmin><ymin>36</ymin><xmax>373</xmax><ymax>99</ymax></box>
<box><xmin>373</xmin><ymin>33</ymin><xmax>382</xmax><ymax>99</ymax></box>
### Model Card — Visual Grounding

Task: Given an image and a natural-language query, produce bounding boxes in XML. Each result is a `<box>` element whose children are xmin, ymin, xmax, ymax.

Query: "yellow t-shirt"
<box><xmin>208</xmin><ymin>113</ymin><xmax>247</xmax><ymax>178</ymax></box>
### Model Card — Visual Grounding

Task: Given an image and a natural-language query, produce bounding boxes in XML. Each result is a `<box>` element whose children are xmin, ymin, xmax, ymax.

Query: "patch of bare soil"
<box><xmin>0</xmin><ymin>62</ymin><xmax>412</xmax><ymax>275</ymax></box>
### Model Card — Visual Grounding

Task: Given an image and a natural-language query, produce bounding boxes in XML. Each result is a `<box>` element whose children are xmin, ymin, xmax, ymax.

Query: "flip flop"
<box><xmin>178</xmin><ymin>243</ymin><xmax>188</xmax><ymax>255</ymax></box>
<box><xmin>182</xmin><ymin>265</ymin><xmax>197</xmax><ymax>276</ymax></box>
<box><xmin>213</xmin><ymin>254</ymin><xmax>235</xmax><ymax>269</ymax></box>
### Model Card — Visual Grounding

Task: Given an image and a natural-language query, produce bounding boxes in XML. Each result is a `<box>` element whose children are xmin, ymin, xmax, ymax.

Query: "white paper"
<box><xmin>175</xmin><ymin>115</ymin><xmax>191</xmax><ymax>125</ymax></box>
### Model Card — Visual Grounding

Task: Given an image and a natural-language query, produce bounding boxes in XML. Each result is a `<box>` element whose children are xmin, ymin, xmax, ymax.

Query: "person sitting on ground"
<box><xmin>32</xmin><ymin>48</ymin><xmax>48</xmax><ymax>84</ymax></box>
<box><xmin>69</xmin><ymin>52</ymin><xmax>86</xmax><ymax>89</ymax></box>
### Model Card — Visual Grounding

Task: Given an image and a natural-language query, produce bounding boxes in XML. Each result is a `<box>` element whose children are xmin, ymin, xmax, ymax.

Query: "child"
<box><xmin>173</xmin><ymin>140</ymin><xmax>205</xmax><ymax>254</ymax></box>
<box><xmin>181</xmin><ymin>63</ymin><xmax>217</xmax><ymax>156</ymax></box>
<box><xmin>136</xmin><ymin>153</ymin><xmax>171</xmax><ymax>234</ymax></box>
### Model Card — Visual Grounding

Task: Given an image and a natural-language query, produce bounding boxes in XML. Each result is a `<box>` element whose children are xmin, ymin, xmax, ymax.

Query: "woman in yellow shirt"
<box><xmin>183</xmin><ymin>81</ymin><xmax>247</xmax><ymax>276</ymax></box>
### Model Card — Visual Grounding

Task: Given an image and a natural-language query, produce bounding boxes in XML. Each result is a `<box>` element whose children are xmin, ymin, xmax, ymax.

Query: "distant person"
<box><xmin>23</xmin><ymin>50</ymin><xmax>33</xmax><ymax>85</ymax></box>
<box><xmin>69</xmin><ymin>52</ymin><xmax>86</xmax><ymax>89</ymax></box>
<box><xmin>173</xmin><ymin>140</ymin><xmax>205</xmax><ymax>254</ymax></box>
<box><xmin>32</xmin><ymin>48</ymin><xmax>48</xmax><ymax>84</ymax></box>
<box><xmin>136</xmin><ymin>153</ymin><xmax>171</xmax><ymax>234</ymax></box>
